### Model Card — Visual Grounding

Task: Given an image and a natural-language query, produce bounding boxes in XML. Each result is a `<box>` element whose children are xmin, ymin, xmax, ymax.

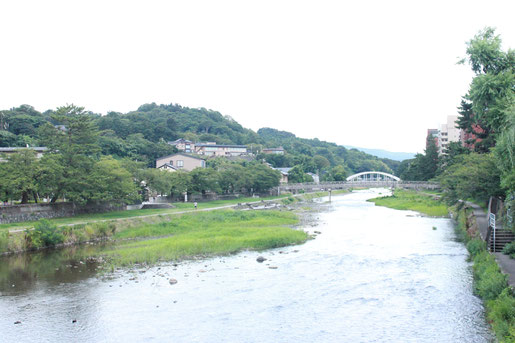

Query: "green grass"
<box><xmin>368</xmin><ymin>189</ymin><xmax>449</xmax><ymax>217</ymax></box>
<box><xmin>92</xmin><ymin>209</ymin><xmax>307</xmax><ymax>266</ymax></box>
<box><xmin>0</xmin><ymin>195</ymin><xmax>290</xmax><ymax>232</ymax></box>
<box><xmin>114</xmin><ymin>210</ymin><xmax>299</xmax><ymax>239</ymax></box>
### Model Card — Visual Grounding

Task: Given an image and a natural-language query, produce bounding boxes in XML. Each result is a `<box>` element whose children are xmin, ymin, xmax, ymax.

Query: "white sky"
<box><xmin>1</xmin><ymin>0</ymin><xmax>514</xmax><ymax>153</ymax></box>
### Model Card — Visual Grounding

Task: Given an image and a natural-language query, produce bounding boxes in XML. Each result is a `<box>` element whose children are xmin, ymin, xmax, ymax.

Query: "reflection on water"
<box><xmin>0</xmin><ymin>189</ymin><xmax>493</xmax><ymax>342</ymax></box>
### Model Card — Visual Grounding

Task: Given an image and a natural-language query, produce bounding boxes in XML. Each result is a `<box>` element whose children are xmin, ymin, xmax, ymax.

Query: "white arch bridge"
<box><xmin>346</xmin><ymin>171</ymin><xmax>400</xmax><ymax>182</ymax></box>
<box><xmin>278</xmin><ymin>171</ymin><xmax>439</xmax><ymax>193</ymax></box>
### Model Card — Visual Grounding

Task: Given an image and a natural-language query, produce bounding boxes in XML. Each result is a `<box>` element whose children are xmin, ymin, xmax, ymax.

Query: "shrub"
<box><xmin>502</xmin><ymin>242</ymin><xmax>515</xmax><ymax>258</ymax></box>
<box><xmin>26</xmin><ymin>219</ymin><xmax>64</xmax><ymax>249</ymax></box>
<box><xmin>473</xmin><ymin>251</ymin><xmax>508</xmax><ymax>300</ymax></box>
<box><xmin>487</xmin><ymin>288</ymin><xmax>515</xmax><ymax>340</ymax></box>
<box><xmin>467</xmin><ymin>238</ymin><xmax>486</xmax><ymax>257</ymax></box>
<box><xmin>93</xmin><ymin>222</ymin><xmax>116</xmax><ymax>238</ymax></box>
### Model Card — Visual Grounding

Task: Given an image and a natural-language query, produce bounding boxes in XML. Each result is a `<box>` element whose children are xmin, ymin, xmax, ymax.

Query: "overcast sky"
<box><xmin>1</xmin><ymin>0</ymin><xmax>514</xmax><ymax>153</ymax></box>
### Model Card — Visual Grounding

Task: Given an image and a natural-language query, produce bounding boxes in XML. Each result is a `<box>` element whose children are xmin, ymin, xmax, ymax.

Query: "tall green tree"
<box><xmin>400</xmin><ymin>137</ymin><xmax>439</xmax><ymax>181</ymax></box>
<box><xmin>457</xmin><ymin>27</ymin><xmax>515</xmax><ymax>152</ymax></box>
<box><xmin>38</xmin><ymin>105</ymin><xmax>101</xmax><ymax>203</ymax></box>
<box><xmin>87</xmin><ymin>157</ymin><xmax>139</xmax><ymax>203</ymax></box>
<box><xmin>439</xmin><ymin>153</ymin><xmax>503</xmax><ymax>205</ymax></box>
<box><xmin>247</xmin><ymin>163</ymin><xmax>281</xmax><ymax>193</ymax></box>
<box><xmin>494</xmin><ymin>105</ymin><xmax>515</xmax><ymax>195</ymax></box>
<box><xmin>1</xmin><ymin>150</ymin><xmax>40</xmax><ymax>203</ymax></box>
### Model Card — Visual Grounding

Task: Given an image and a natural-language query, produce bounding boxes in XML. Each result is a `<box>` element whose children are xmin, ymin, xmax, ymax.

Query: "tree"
<box><xmin>37</xmin><ymin>105</ymin><xmax>100</xmax><ymax>203</ymax></box>
<box><xmin>419</xmin><ymin>136</ymin><xmax>439</xmax><ymax>179</ymax></box>
<box><xmin>494</xmin><ymin>105</ymin><xmax>515</xmax><ymax>195</ymax></box>
<box><xmin>1</xmin><ymin>150</ymin><xmax>39</xmax><ymax>203</ymax></box>
<box><xmin>287</xmin><ymin>165</ymin><xmax>312</xmax><ymax>183</ymax></box>
<box><xmin>313</xmin><ymin>155</ymin><xmax>330</xmax><ymax>172</ymax></box>
<box><xmin>138</xmin><ymin>168</ymin><xmax>173</xmax><ymax>196</ymax></box>
<box><xmin>218</xmin><ymin>164</ymin><xmax>250</xmax><ymax>194</ymax></box>
<box><xmin>330</xmin><ymin>165</ymin><xmax>347</xmax><ymax>181</ymax></box>
<box><xmin>189</xmin><ymin>168</ymin><xmax>220</xmax><ymax>194</ymax></box>
<box><xmin>247</xmin><ymin>164</ymin><xmax>281</xmax><ymax>193</ymax></box>
<box><xmin>399</xmin><ymin>137</ymin><xmax>439</xmax><ymax>181</ymax></box>
<box><xmin>0</xmin><ymin>130</ymin><xmax>17</xmax><ymax>147</ymax></box>
<box><xmin>169</xmin><ymin>171</ymin><xmax>192</xmax><ymax>198</ymax></box>
<box><xmin>438</xmin><ymin>141</ymin><xmax>469</xmax><ymax>171</ymax></box>
<box><xmin>439</xmin><ymin>153</ymin><xmax>503</xmax><ymax>205</ymax></box>
<box><xmin>87</xmin><ymin>157</ymin><xmax>140</xmax><ymax>203</ymax></box>
<box><xmin>457</xmin><ymin>27</ymin><xmax>515</xmax><ymax>152</ymax></box>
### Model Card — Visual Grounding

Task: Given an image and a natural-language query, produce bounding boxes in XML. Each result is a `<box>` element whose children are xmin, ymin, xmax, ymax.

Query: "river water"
<box><xmin>0</xmin><ymin>189</ymin><xmax>493</xmax><ymax>342</ymax></box>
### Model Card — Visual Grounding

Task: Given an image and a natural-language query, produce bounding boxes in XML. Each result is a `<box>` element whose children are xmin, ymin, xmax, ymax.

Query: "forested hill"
<box><xmin>0</xmin><ymin>102</ymin><xmax>400</xmax><ymax>177</ymax></box>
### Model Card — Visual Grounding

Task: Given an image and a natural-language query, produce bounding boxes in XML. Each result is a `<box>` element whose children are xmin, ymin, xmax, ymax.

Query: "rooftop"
<box><xmin>0</xmin><ymin>147</ymin><xmax>48</xmax><ymax>152</ymax></box>
<box><xmin>156</xmin><ymin>152</ymin><xmax>206</xmax><ymax>161</ymax></box>
<box><xmin>196</xmin><ymin>144</ymin><xmax>247</xmax><ymax>148</ymax></box>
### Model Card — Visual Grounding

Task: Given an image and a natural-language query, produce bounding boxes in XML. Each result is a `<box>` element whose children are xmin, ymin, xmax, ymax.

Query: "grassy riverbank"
<box><xmin>368</xmin><ymin>189</ymin><xmax>449</xmax><ymax>217</ymax></box>
<box><xmin>454</xmin><ymin>207</ymin><xmax>515</xmax><ymax>342</ymax></box>
<box><xmin>0</xmin><ymin>195</ymin><xmax>288</xmax><ymax>232</ymax></box>
<box><xmin>1</xmin><ymin>190</ymin><xmax>341</xmax><ymax>255</ymax></box>
<box><xmin>92</xmin><ymin>210</ymin><xmax>307</xmax><ymax>267</ymax></box>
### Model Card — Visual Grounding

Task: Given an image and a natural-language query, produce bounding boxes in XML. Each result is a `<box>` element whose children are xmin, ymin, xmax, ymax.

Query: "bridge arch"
<box><xmin>346</xmin><ymin>171</ymin><xmax>400</xmax><ymax>182</ymax></box>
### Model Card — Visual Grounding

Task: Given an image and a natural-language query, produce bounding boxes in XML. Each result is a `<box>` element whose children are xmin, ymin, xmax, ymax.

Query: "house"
<box><xmin>262</xmin><ymin>147</ymin><xmax>285</xmax><ymax>155</ymax></box>
<box><xmin>274</xmin><ymin>167</ymin><xmax>292</xmax><ymax>184</ymax></box>
<box><xmin>156</xmin><ymin>153</ymin><xmax>206</xmax><ymax>172</ymax></box>
<box><xmin>168</xmin><ymin>138</ymin><xmax>195</xmax><ymax>153</ymax></box>
<box><xmin>0</xmin><ymin>147</ymin><xmax>48</xmax><ymax>162</ymax></box>
<box><xmin>157</xmin><ymin>163</ymin><xmax>179</xmax><ymax>172</ymax></box>
<box><xmin>195</xmin><ymin>143</ymin><xmax>248</xmax><ymax>157</ymax></box>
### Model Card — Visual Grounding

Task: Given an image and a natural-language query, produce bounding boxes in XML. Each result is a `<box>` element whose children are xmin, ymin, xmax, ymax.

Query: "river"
<box><xmin>0</xmin><ymin>189</ymin><xmax>493</xmax><ymax>342</ymax></box>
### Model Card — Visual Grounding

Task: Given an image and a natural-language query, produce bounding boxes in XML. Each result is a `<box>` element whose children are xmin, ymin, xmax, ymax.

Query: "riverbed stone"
<box><xmin>256</xmin><ymin>256</ymin><xmax>267</xmax><ymax>263</ymax></box>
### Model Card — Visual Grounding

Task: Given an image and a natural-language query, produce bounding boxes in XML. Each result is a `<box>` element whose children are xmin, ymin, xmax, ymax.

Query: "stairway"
<box><xmin>488</xmin><ymin>228</ymin><xmax>515</xmax><ymax>252</ymax></box>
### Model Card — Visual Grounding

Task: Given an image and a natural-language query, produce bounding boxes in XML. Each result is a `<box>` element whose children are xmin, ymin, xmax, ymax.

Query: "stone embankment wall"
<box><xmin>0</xmin><ymin>202</ymin><xmax>126</xmax><ymax>224</ymax></box>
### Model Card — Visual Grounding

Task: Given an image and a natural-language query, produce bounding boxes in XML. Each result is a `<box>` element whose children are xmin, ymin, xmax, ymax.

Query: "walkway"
<box><xmin>467</xmin><ymin>201</ymin><xmax>515</xmax><ymax>287</ymax></box>
<box><xmin>7</xmin><ymin>196</ymin><xmax>298</xmax><ymax>234</ymax></box>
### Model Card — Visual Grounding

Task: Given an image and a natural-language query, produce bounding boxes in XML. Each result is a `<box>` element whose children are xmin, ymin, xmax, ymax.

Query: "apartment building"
<box><xmin>262</xmin><ymin>147</ymin><xmax>285</xmax><ymax>155</ymax></box>
<box><xmin>437</xmin><ymin>115</ymin><xmax>461</xmax><ymax>154</ymax></box>
<box><xmin>167</xmin><ymin>139</ymin><xmax>195</xmax><ymax>153</ymax></box>
<box><xmin>195</xmin><ymin>143</ymin><xmax>248</xmax><ymax>157</ymax></box>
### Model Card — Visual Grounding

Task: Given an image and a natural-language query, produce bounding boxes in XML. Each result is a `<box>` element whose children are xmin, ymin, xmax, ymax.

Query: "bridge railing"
<box><xmin>278</xmin><ymin>180</ymin><xmax>440</xmax><ymax>189</ymax></box>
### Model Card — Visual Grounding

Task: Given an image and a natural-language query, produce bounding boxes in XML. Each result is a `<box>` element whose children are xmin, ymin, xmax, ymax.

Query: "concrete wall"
<box><xmin>0</xmin><ymin>202</ymin><xmax>126</xmax><ymax>224</ymax></box>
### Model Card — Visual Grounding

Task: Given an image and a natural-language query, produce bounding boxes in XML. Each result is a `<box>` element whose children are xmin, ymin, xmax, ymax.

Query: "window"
<box><xmin>177</xmin><ymin>160</ymin><xmax>184</xmax><ymax>168</ymax></box>
<box><xmin>169</xmin><ymin>161</ymin><xmax>173</xmax><ymax>166</ymax></box>
<box><xmin>201</xmin><ymin>160</ymin><xmax>206</xmax><ymax>167</ymax></box>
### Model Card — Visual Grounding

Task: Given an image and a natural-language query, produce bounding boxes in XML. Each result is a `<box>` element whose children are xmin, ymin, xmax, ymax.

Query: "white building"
<box><xmin>437</xmin><ymin>115</ymin><xmax>461</xmax><ymax>154</ymax></box>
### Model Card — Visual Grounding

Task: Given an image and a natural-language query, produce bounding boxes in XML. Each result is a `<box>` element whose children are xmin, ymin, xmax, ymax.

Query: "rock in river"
<box><xmin>256</xmin><ymin>256</ymin><xmax>267</xmax><ymax>263</ymax></box>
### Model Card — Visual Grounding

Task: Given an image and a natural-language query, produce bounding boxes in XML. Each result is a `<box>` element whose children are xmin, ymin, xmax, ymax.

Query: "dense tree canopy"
<box><xmin>457</xmin><ymin>27</ymin><xmax>514</xmax><ymax>152</ymax></box>
<box><xmin>437</xmin><ymin>28</ymin><xmax>514</xmax><ymax>208</ymax></box>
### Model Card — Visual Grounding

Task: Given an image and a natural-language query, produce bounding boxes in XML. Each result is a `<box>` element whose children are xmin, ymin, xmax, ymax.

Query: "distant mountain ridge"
<box><xmin>343</xmin><ymin>145</ymin><xmax>415</xmax><ymax>161</ymax></box>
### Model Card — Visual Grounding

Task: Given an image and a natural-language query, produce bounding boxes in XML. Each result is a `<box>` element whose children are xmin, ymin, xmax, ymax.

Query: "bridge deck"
<box><xmin>278</xmin><ymin>181</ymin><xmax>439</xmax><ymax>193</ymax></box>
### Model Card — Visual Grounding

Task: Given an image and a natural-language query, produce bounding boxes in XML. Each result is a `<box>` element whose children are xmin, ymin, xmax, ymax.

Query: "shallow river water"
<box><xmin>0</xmin><ymin>189</ymin><xmax>493</xmax><ymax>342</ymax></box>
